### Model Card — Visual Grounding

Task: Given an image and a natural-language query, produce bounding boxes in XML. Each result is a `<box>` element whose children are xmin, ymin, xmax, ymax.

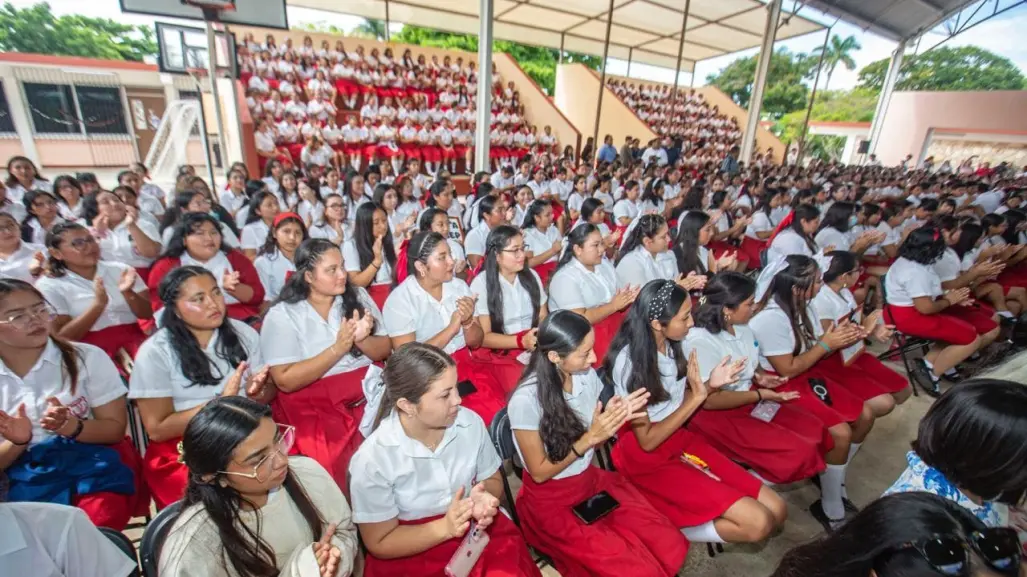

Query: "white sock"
<box><xmin>681</xmin><ymin>521</ymin><xmax>725</xmax><ymax>543</ymax></box>
<box><xmin>819</xmin><ymin>464</ymin><xmax>846</xmax><ymax>520</ymax></box>
<box><xmin>847</xmin><ymin>442</ymin><xmax>862</xmax><ymax>464</ymax></box>
<box><xmin>450</xmin><ymin>160</ymin><xmax>456</xmax><ymax>173</ymax></box>
<box><xmin>999</xmin><ymin>310</ymin><xmax>1014</xmax><ymax>318</ymax></box>
<box><xmin>922</xmin><ymin>359</ymin><xmax>941</xmax><ymax>381</ymax></box>
<box><xmin>747</xmin><ymin>469</ymin><xmax>777</xmax><ymax>486</ymax></box>
<box><xmin>391</xmin><ymin>158</ymin><xmax>401</xmax><ymax>174</ymax></box>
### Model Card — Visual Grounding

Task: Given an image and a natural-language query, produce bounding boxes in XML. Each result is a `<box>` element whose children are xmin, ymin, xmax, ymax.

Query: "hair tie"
<box><xmin>698</xmin><ymin>295</ymin><xmax>707</xmax><ymax>305</ymax></box>
<box><xmin>273</xmin><ymin>211</ymin><xmax>301</xmax><ymax>228</ymax></box>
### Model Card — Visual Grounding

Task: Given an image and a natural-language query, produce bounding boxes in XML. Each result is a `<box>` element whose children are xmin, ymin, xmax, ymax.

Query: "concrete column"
<box><xmin>868</xmin><ymin>39</ymin><xmax>907</xmax><ymax>155</ymax></box>
<box><xmin>740</xmin><ymin>0</ymin><xmax>782</xmax><ymax>165</ymax></box>
<box><xmin>474</xmin><ymin>0</ymin><xmax>495</xmax><ymax>172</ymax></box>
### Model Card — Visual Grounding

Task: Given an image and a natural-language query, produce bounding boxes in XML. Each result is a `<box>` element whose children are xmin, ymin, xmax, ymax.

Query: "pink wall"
<box><xmin>875</xmin><ymin>91</ymin><xmax>1027</xmax><ymax>165</ymax></box>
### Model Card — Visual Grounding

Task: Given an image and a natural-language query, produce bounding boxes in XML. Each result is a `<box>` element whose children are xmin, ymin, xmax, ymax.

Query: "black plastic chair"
<box><xmin>875</xmin><ymin>273</ymin><xmax>931</xmax><ymax>396</ymax></box>
<box><xmin>98</xmin><ymin>526</ymin><xmax>140</xmax><ymax>577</ymax></box>
<box><xmin>140</xmin><ymin>500</ymin><xmax>182</xmax><ymax>577</ymax></box>
<box><xmin>594</xmin><ymin>367</ymin><xmax>617</xmax><ymax>472</ymax></box>
<box><xmin>488</xmin><ymin>408</ymin><xmax>521</xmax><ymax>527</ymax></box>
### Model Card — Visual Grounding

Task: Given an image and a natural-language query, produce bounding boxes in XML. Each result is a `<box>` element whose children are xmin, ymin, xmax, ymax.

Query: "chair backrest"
<box><xmin>98</xmin><ymin>527</ymin><xmax>140</xmax><ymax>577</ymax></box>
<box><xmin>596</xmin><ymin>367</ymin><xmax>615</xmax><ymax>407</ymax></box>
<box><xmin>489</xmin><ymin>407</ymin><xmax>516</xmax><ymax>461</ymax></box>
<box><xmin>879</xmin><ymin>273</ymin><xmax>897</xmax><ymax>324</ymax></box>
<box><xmin>759</xmin><ymin>248</ymin><xmax>768</xmax><ymax>269</ymax></box>
<box><xmin>140</xmin><ymin>500</ymin><xmax>183</xmax><ymax>577</ymax></box>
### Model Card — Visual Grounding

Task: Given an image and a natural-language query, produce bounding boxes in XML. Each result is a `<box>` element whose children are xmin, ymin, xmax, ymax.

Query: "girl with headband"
<box><xmin>254</xmin><ymin>211</ymin><xmax>308</xmax><ymax>306</ymax></box>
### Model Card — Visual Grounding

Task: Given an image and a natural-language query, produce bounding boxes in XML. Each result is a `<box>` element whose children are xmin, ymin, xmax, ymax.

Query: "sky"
<box><xmin>10</xmin><ymin>0</ymin><xmax>1027</xmax><ymax>90</ymax></box>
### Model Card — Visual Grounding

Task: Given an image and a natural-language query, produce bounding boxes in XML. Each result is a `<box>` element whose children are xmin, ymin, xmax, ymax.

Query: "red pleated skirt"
<box><xmin>517</xmin><ymin>466</ymin><xmax>689</xmax><ymax>577</ymax></box>
<box><xmin>592</xmin><ymin>309</ymin><xmax>627</xmax><ymax>368</ymax></box>
<box><xmin>708</xmin><ymin>240</ymin><xmax>749</xmax><ymax>268</ymax></box>
<box><xmin>363</xmin><ymin>512</ymin><xmax>541</xmax><ymax>577</ymax></box>
<box><xmin>533</xmin><ymin>261</ymin><xmax>557</xmax><ymax>287</ymax></box>
<box><xmin>611</xmin><ymin>426</ymin><xmax>762</xmax><ymax>527</ymax></box>
<box><xmin>740</xmin><ymin>236</ymin><xmax>766</xmax><ymax>270</ymax></box>
<box><xmin>73</xmin><ymin>437</ymin><xmax>150</xmax><ymax>530</ymax></box>
<box><xmin>271</xmin><ymin>366</ymin><xmax>369</xmax><ymax>492</ymax></box>
<box><xmin>689</xmin><ymin>402</ymin><xmax>830</xmax><ymax>484</ymax></box>
<box><xmin>470</xmin><ymin>347</ymin><xmax>527</xmax><ymax>396</ymax></box>
<box><xmin>817</xmin><ymin>351</ymin><xmax>909</xmax><ymax>399</ymax></box>
<box><xmin>226</xmin><ymin>302</ymin><xmax>261</xmax><ymax>323</ymax></box>
<box><xmin>885</xmin><ymin>304</ymin><xmax>992</xmax><ymax>346</ymax></box>
<box><xmin>142</xmin><ymin>436</ymin><xmax>188</xmax><ymax>510</ymax></box>
<box><xmin>776</xmin><ymin>368</ymin><xmax>865</xmax><ymax>427</ymax></box>
<box><xmin>367</xmin><ymin>283</ymin><xmax>391</xmax><ymax>312</ymax></box>
<box><xmin>451</xmin><ymin>347</ymin><xmax>507</xmax><ymax>427</ymax></box>
<box><xmin>80</xmin><ymin>323</ymin><xmax>146</xmax><ymax>360</ymax></box>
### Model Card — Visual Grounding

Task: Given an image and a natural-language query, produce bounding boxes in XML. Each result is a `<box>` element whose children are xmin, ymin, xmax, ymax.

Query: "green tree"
<box><xmin>294</xmin><ymin>21</ymin><xmax>347</xmax><ymax>36</ymax></box>
<box><xmin>772</xmin><ymin>88</ymin><xmax>877</xmax><ymax>162</ymax></box>
<box><xmin>706</xmin><ymin>47</ymin><xmax>816</xmax><ymax>119</ymax></box>
<box><xmin>811</xmin><ymin>34</ymin><xmax>861</xmax><ymax>91</ymax></box>
<box><xmin>857</xmin><ymin>45</ymin><xmax>1026</xmax><ymax>92</ymax></box>
<box><xmin>0</xmin><ymin>2</ymin><xmax>156</xmax><ymax>62</ymax></box>
<box><xmin>351</xmin><ymin>18</ymin><xmax>388</xmax><ymax>41</ymax></box>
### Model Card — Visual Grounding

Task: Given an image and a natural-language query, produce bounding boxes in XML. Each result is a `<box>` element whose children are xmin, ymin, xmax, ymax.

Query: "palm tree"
<box><xmin>812</xmin><ymin>34</ymin><xmax>861</xmax><ymax>91</ymax></box>
<box><xmin>352</xmin><ymin>18</ymin><xmax>387</xmax><ymax>41</ymax></box>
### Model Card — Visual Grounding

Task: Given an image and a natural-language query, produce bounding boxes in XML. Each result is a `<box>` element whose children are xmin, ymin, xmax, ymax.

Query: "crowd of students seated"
<box><xmin>1</xmin><ymin>145</ymin><xmax>1026</xmax><ymax>576</ymax></box>
<box><xmin>239</xmin><ymin>33</ymin><xmax>561</xmax><ymax>178</ymax></box>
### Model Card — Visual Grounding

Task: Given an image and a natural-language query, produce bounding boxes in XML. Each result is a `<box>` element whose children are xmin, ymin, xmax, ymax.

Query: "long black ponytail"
<box><xmin>483</xmin><ymin>225</ymin><xmax>541</xmax><ymax>334</ymax></box>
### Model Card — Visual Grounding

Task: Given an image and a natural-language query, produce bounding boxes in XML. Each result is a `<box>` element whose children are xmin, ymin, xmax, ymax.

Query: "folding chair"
<box><xmin>98</xmin><ymin>526</ymin><xmax>140</xmax><ymax>577</ymax></box>
<box><xmin>140</xmin><ymin>500</ymin><xmax>182</xmax><ymax>577</ymax></box>
<box><xmin>875</xmin><ymin>273</ymin><xmax>931</xmax><ymax>396</ymax></box>
<box><xmin>594</xmin><ymin>367</ymin><xmax>617</xmax><ymax>472</ymax></box>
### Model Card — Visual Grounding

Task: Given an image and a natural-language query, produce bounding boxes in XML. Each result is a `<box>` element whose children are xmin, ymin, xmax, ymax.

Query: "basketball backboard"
<box><xmin>156</xmin><ymin>22</ymin><xmax>238</xmax><ymax>77</ymax></box>
<box><xmin>120</xmin><ymin>0</ymin><xmax>288</xmax><ymax>29</ymax></box>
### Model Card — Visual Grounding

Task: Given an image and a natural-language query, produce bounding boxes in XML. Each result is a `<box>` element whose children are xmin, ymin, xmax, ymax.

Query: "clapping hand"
<box><xmin>117</xmin><ymin>267</ymin><xmax>137</xmax><ymax>293</ymax></box>
<box><xmin>714</xmin><ymin>252</ymin><xmax>737</xmax><ymax>272</ymax></box>
<box><xmin>676</xmin><ymin>271</ymin><xmax>706</xmax><ymax>291</ymax></box>
<box><xmin>40</xmin><ymin>396</ymin><xmax>76</xmax><ymax>435</ymax></box>
<box><xmin>222</xmin><ymin>270</ymin><xmax>241</xmax><ymax>293</ymax></box>
<box><xmin>468</xmin><ymin>482</ymin><xmax>500</xmax><ymax>529</ymax></box>
<box><xmin>612</xmin><ymin>285</ymin><xmax>641</xmax><ymax>310</ymax></box>
<box><xmin>452</xmin><ymin>295</ymin><xmax>477</xmax><ymax>327</ymax></box>
<box><xmin>0</xmin><ymin>403</ymin><xmax>31</xmax><ymax>445</ymax></box>
<box><xmin>312</xmin><ymin>523</ymin><xmax>342</xmax><ymax>577</ymax></box>
<box><xmin>222</xmin><ymin>361</ymin><xmax>249</xmax><ymax>397</ymax></box>
<box><xmin>28</xmin><ymin>251</ymin><xmax>45</xmax><ymax>277</ymax></box>
<box><xmin>93</xmin><ymin>276</ymin><xmax>109</xmax><ymax>308</ymax></box>
<box><xmin>349</xmin><ymin>309</ymin><xmax>374</xmax><ymax>343</ymax></box>
<box><xmin>753</xmin><ymin>370</ymin><xmax>788</xmax><ymax>390</ymax></box>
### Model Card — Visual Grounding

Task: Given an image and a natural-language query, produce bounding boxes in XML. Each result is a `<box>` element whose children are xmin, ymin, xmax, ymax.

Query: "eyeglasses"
<box><xmin>885</xmin><ymin>529</ymin><xmax>1021</xmax><ymax>577</ymax></box>
<box><xmin>500</xmin><ymin>245</ymin><xmax>526</xmax><ymax>255</ymax></box>
<box><xmin>0</xmin><ymin>303</ymin><xmax>56</xmax><ymax>330</ymax></box>
<box><xmin>217</xmin><ymin>424</ymin><xmax>295</xmax><ymax>483</ymax></box>
<box><xmin>65</xmin><ymin>236</ymin><xmax>98</xmax><ymax>251</ymax></box>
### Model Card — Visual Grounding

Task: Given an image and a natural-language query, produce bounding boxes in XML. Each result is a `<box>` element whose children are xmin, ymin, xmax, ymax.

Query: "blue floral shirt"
<box><xmin>884</xmin><ymin>451</ymin><xmax>1008</xmax><ymax>527</ymax></box>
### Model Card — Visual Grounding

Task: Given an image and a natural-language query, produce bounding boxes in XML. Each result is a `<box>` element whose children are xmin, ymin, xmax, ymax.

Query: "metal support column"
<box><xmin>592</xmin><ymin>0</ymin><xmax>616</xmax><ymax>153</ymax></box>
<box><xmin>867</xmin><ymin>39</ymin><xmax>907</xmax><ymax>156</ymax></box>
<box><xmin>672</xmin><ymin>0</ymin><xmax>691</xmax><ymax>108</ymax></box>
<box><xmin>205</xmin><ymin>19</ymin><xmax>228</xmax><ymax>170</ymax></box>
<box><xmin>796</xmin><ymin>26</ymin><xmax>831</xmax><ymax>166</ymax></box>
<box><xmin>474</xmin><ymin>0</ymin><xmax>495</xmax><ymax>172</ymax></box>
<box><xmin>559</xmin><ymin>33</ymin><xmax>565</xmax><ymax>65</ymax></box>
<box><xmin>740</xmin><ymin>0</ymin><xmax>782</xmax><ymax>165</ymax></box>
<box><xmin>626</xmin><ymin>48</ymin><xmax>633</xmax><ymax>77</ymax></box>
<box><xmin>384</xmin><ymin>0</ymin><xmax>391</xmax><ymax>42</ymax></box>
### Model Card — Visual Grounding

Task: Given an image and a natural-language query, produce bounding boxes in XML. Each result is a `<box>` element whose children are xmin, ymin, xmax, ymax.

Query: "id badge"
<box><xmin>750</xmin><ymin>400</ymin><xmax>781</xmax><ymax>423</ymax></box>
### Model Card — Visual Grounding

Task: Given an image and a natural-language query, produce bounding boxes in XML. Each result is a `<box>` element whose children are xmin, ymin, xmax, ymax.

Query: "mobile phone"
<box><xmin>572</xmin><ymin>490</ymin><xmax>620</xmax><ymax>525</ymax></box>
<box><xmin>456</xmin><ymin>380</ymin><xmax>477</xmax><ymax>397</ymax></box>
<box><xmin>809</xmin><ymin>378</ymin><xmax>832</xmax><ymax>406</ymax></box>
<box><xmin>750</xmin><ymin>400</ymin><xmax>781</xmax><ymax>423</ymax></box>
<box><xmin>444</xmin><ymin>522</ymin><xmax>490</xmax><ymax>577</ymax></box>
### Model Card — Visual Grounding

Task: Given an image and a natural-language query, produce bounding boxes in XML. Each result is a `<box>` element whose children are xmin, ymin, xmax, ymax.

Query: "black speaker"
<box><xmin>857</xmin><ymin>140</ymin><xmax>871</xmax><ymax>154</ymax></box>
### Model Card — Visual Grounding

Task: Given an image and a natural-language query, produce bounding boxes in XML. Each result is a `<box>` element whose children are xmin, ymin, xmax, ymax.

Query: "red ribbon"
<box><xmin>767</xmin><ymin>209</ymin><xmax>794</xmax><ymax>245</ymax></box>
<box><xmin>395</xmin><ymin>238</ymin><xmax>411</xmax><ymax>283</ymax></box>
<box><xmin>273</xmin><ymin>211</ymin><xmax>302</xmax><ymax>227</ymax></box>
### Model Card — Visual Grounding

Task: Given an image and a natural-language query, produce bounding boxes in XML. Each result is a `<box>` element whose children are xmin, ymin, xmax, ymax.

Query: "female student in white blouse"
<box><xmin>160</xmin><ymin>396</ymin><xmax>358</xmax><ymax>577</ymax></box>
<box><xmin>36</xmin><ymin>223</ymin><xmax>152</xmax><ymax>361</ymax></box>
<box><xmin>261</xmin><ymin>238</ymin><xmax>391</xmax><ymax>488</ymax></box>
<box><xmin>159</xmin><ymin>191</ymin><xmax>242</xmax><ymax>249</ymax></box>
<box><xmin>348</xmin><ymin>343</ymin><xmax>541</xmax><ymax>577</ymax></box>
<box><xmin>509</xmin><ymin>310</ymin><xmax>689</xmax><ymax>577</ymax></box>
<box><xmin>812</xmin><ymin>251</ymin><xmax>911</xmax><ymax>417</ymax></box>
<box><xmin>241</xmin><ymin>190</ymin><xmax>284</xmax><ymax>260</ymax></box>
<box><xmin>383</xmin><ymin>231</ymin><xmax>506</xmax><ymax>426</ymax></box>
<box><xmin>612</xmin><ymin>180</ymin><xmax>641</xmax><ymax>234</ymax></box>
<box><xmin>766</xmin><ymin>203</ymin><xmax>822</xmax><ymax>263</ymax></box>
<box><xmin>741</xmin><ymin>189</ymin><xmax>787</xmax><ymax>267</ymax></box>
<box><xmin>617</xmin><ymin>214</ymin><xmax>707</xmax><ymax>292</ymax></box>
<box><xmin>684</xmin><ymin>272</ymin><xmax>830</xmax><ymax>486</ymax></box>
<box><xmin>419</xmin><ymin>208</ymin><xmax>467</xmax><ymax>279</ymax></box>
<box><xmin>749</xmin><ymin>255</ymin><xmax>876</xmax><ymax>530</ymax></box>
<box><xmin>548</xmin><ymin>223</ymin><xmax>639</xmax><ymax>365</ymax></box>
<box><xmin>945</xmin><ymin>218</ymin><xmax>1026</xmax><ymax>317</ymax></box>
<box><xmin>53</xmin><ymin>175</ymin><xmax>86</xmax><ymax>221</ymax></box>
<box><xmin>254</xmin><ymin>212</ymin><xmax>308</xmax><ymax>306</ymax></box>
<box><xmin>469</xmin><ymin>225</ymin><xmax>548</xmax><ymax>393</ymax></box>
<box><xmin>20</xmin><ymin>190</ymin><xmax>67</xmax><ymax>245</ymax></box>
<box><xmin>606</xmin><ymin>280</ymin><xmax>787</xmax><ymax>544</ymax></box>
<box><xmin>520</xmin><ymin>199</ymin><xmax>562</xmax><ymax>282</ymax></box>
<box><xmin>465</xmin><ymin>194</ymin><xmax>507</xmax><ymax>271</ymax></box>
<box><xmin>0</xmin><ymin>212</ymin><xmax>44</xmax><ymax>283</ymax></box>
<box><xmin>0</xmin><ymin>278</ymin><xmax>144</xmax><ymax>530</ymax></box>
<box><xmin>5</xmin><ymin>156</ymin><xmax>51</xmax><ymax>204</ymax></box>
<box><xmin>130</xmin><ymin>265</ymin><xmax>272</xmax><ymax>508</ymax></box>
<box><xmin>343</xmin><ymin>203</ymin><xmax>396</xmax><ymax>311</ymax></box>
<box><xmin>83</xmin><ymin>190</ymin><xmax>162</xmax><ymax>281</ymax></box>
<box><xmin>673</xmin><ymin>212</ymin><xmax>738</xmax><ymax>283</ymax></box>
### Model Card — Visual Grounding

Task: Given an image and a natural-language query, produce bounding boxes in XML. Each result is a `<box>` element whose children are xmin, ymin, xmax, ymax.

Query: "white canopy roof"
<box><xmin>288</xmin><ymin>0</ymin><xmax>824</xmax><ymax>72</ymax></box>
<box><xmin>802</xmin><ymin>0</ymin><xmax>981</xmax><ymax>42</ymax></box>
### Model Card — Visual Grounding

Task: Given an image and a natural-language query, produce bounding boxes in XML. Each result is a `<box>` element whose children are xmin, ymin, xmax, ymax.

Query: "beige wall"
<box><xmin>555</xmin><ymin>64</ymin><xmax>657</xmax><ymax>151</ymax></box>
<box><xmin>602</xmin><ymin>73</ymin><xmax>785</xmax><ymax>163</ymax></box>
<box><xmin>875</xmin><ymin>91</ymin><xmax>1027</xmax><ymax>165</ymax></box>
<box><xmin>492</xmin><ymin>53</ymin><xmax>580</xmax><ymax>156</ymax></box>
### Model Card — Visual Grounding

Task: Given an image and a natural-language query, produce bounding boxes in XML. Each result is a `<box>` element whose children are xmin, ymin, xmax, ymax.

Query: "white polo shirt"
<box><xmin>464</xmin><ymin>222</ymin><xmax>491</xmax><ymax>257</ymax></box>
<box><xmin>522</xmin><ymin>226</ymin><xmax>560</xmax><ymax>264</ymax></box>
<box><xmin>812</xmin><ymin>285</ymin><xmax>857</xmax><ymax>324</ymax></box>
<box><xmin>128</xmin><ymin>319</ymin><xmax>262</xmax><ymax>411</ymax></box>
<box><xmin>548</xmin><ymin>257</ymin><xmax>617</xmax><ymax>312</ymax></box>
<box><xmin>745</xmin><ymin>211</ymin><xmax>773</xmax><ymax>240</ymax></box>
<box><xmin>0</xmin><ymin>241</ymin><xmax>43</xmax><ymax>283</ymax></box>
<box><xmin>682</xmin><ymin>325</ymin><xmax>760</xmax><ymax>392</ymax></box>
<box><xmin>508</xmin><ymin>369</ymin><xmax>603</xmax><ymax>480</ymax></box>
<box><xmin>383</xmin><ymin>277</ymin><xmax>473</xmax><ymax>354</ymax></box>
<box><xmin>97</xmin><ymin>219</ymin><xmax>161</xmax><ymax>268</ymax></box>
<box><xmin>0</xmin><ymin>340</ymin><xmax>125</xmax><ymax>447</ymax></box>
<box><xmin>749</xmin><ymin>302</ymin><xmax>824</xmax><ymax>371</ymax></box>
<box><xmin>260</xmin><ymin>291</ymin><xmax>384</xmax><ymax>377</ymax></box>
<box><xmin>309</xmin><ymin>222</ymin><xmax>348</xmax><ymax>244</ymax></box>
<box><xmin>469</xmin><ymin>269</ymin><xmax>547</xmax><ymax>334</ymax></box>
<box><xmin>610</xmin><ymin>346</ymin><xmax>686</xmax><ymax>422</ymax></box>
<box><xmin>349</xmin><ymin>407</ymin><xmax>500</xmax><ymax>522</ymax></box>
<box><xmin>613</xmin><ymin>199</ymin><xmax>640</xmax><ymax>224</ymax></box>
<box><xmin>36</xmin><ymin>261</ymin><xmax>147</xmax><ymax>331</ymax></box>
<box><xmin>0</xmin><ymin>502</ymin><xmax>137</xmax><ymax>577</ymax></box>
<box><xmin>219</xmin><ymin>190</ymin><xmax>248</xmax><ymax>216</ymax></box>
<box><xmin>253</xmin><ymin>250</ymin><xmax>295</xmax><ymax>302</ymax></box>
<box><xmin>767</xmin><ymin>229</ymin><xmax>816</xmax><ymax>263</ymax></box>
<box><xmin>885</xmin><ymin>257</ymin><xmax>943</xmax><ymax>307</ymax></box>
<box><xmin>932</xmin><ymin>248</ymin><xmax>962</xmax><ymax>283</ymax></box>
<box><xmin>180</xmin><ymin>251</ymin><xmax>239</xmax><ymax>305</ymax></box>
<box><xmin>341</xmin><ymin>240</ymin><xmax>393</xmax><ymax>285</ymax></box>
<box><xmin>814</xmin><ymin>227</ymin><xmax>851</xmax><ymax>252</ymax></box>
<box><xmin>615</xmin><ymin>246</ymin><xmax>674</xmax><ymax>289</ymax></box>
<box><xmin>240</xmin><ymin>221</ymin><xmax>271</xmax><ymax>251</ymax></box>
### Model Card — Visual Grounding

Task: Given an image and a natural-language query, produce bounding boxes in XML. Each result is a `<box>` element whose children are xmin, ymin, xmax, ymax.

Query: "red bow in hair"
<box><xmin>395</xmin><ymin>239</ymin><xmax>411</xmax><ymax>283</ymax></box>
<box><xmin>767</xmin><ymin>209</ymin><xmax>795</xmax><ymax>245</ymax></box>
<box><xmin>285</xmin><ymin>270</ymin><xmax>294</xmax><ymax>282</ymax></box>
<box><xmin>273</xmin><ymin>212</ymin><xmax>302</xmax><ymax>227</ymax></box>
<box><xmin>470</xmin><ymin>182</ymin><xmax>481</xmax><ymax>198</ymax></box>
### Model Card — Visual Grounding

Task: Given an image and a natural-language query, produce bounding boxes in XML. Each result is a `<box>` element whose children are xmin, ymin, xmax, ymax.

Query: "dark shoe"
<box><xmin>911</xmin><ymin>358</ymin><xmax>941</xmax><ymax>397</ymax></box>
<box><xmin>809</xmin><ymin>500</ymin><xmax>846</xmax><ymax>533</ymax></box>
<box><xmin>843</xmin><ymin>497</ymin><xmax>859</xmax><ymax>514</ymax></box>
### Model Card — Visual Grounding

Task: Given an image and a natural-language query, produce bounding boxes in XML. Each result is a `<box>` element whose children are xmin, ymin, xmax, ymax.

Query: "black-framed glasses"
<box><xmin>65</xmin><ymin>236</ymin><xmax>98</xmax><ymax>250</ymax></box>
<box><xmin>885</xmin><ymin>528</ymin><xmax>1020</xmax><ymax>577</ymax></box>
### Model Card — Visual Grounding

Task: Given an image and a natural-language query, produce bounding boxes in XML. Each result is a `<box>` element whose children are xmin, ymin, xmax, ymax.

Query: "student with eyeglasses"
<box><xmin>20</xmin><ymin>190</ymin><xmax>68</xmax><ymax>246</ymax></box>
<box><xmin>0</xmin><ymin>278</ymin><xmax>146</xmax><ymax>530</ymax></box>
<box><xmin>771</xmin><ymin>491</ymin><xmax>1022</xmax><ymax>577</ymax></box>
<box><xmin>0</xmin><ymin>212</ymin><xmax>45</xmax><ymax>284</ymax></box>
<box><xmin>159</xmin><ymin>396</ymin><xmax>359</xmax><ymax>577</ymax></box>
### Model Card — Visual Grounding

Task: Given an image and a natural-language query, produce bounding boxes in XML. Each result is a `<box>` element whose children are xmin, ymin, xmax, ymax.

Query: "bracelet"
<box><xmin>817</xmin><ymin>340</ymin><xmax>832</xmax><ymax>353</ymax></box>
<box><xmin>63</xmin><ymin>418</ymin><xmax>85</xmax><ymax>440</ymax></box>
<box><xmin>571</xmin><ymin>444</ymin><xmax>584</xmax><ymax>459</ymax></box>
<box><xmin>370</xmin><ymin>261</ymin><xmax>381</xmax><ymax>270</ymax></box>
<box><xmin>756</xmin><ymin>389</ymin><xmax>763</xmax><ymax>401</ymax></box>
<box><xmin>515</xmin><ymin>330</ymin><xmax>528</xmax><ymax>349</ymax></box>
